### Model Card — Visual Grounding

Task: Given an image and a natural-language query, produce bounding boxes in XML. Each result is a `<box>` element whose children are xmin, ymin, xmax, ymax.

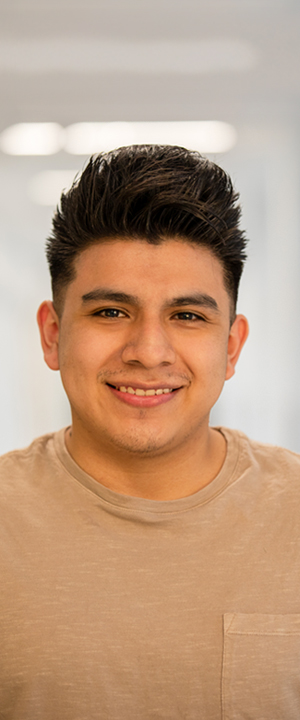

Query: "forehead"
<box><xmin>68</xmin><ymin>238</ymin><xmax>230</xmax><ymax>309</ymax></box>
<box><xmin>75</xmin><ymin>238</ymin><xmax>223</xmax><ymax>276</ymax></box>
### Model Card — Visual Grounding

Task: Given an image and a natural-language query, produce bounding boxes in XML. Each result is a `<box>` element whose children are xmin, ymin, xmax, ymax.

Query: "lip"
<box><xmin>107</xmin><ymin>382</ymin><xmax>182</xmax><ymax>391</ymax></box>
<box><xmin>106</xmin><ymin>383</ymin><xmax>182</xmax><ymax>407</ymax></box>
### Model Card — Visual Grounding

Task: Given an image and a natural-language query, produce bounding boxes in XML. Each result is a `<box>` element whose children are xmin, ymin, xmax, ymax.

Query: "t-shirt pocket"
<box><xmin>222</xmin><ymin>613</ymin><xmax>300</xmax><ymax>720</ymax></box>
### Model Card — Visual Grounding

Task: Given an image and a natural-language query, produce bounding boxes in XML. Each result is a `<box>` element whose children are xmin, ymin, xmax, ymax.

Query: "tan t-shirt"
<box><xmin>1</xmin><ymin>427</ymin><xmax>300</xmax><ymax>720</ymax></box>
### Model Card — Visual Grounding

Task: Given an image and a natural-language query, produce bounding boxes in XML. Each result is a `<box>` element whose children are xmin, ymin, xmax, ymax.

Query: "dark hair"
<box><xmin>46</xmin><ymin>144</ymin><xmax>247</xmax><ymax>315</ymax></box>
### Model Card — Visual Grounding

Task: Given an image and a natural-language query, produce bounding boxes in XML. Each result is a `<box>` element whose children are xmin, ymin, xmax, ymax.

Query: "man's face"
<box><xmin>39</xmin><ymin>239</ymin><xmax>248</xmax><ymax>457</ymax></box>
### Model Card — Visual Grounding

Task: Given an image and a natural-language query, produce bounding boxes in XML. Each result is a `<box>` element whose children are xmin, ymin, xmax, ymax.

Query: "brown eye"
<box><xmin>95</xmin><ymin>308</ymin><xmax>125</xmax><ymax>318</ymax></box>
<box><xmin>175</xmin><ymin>312</ymin><xmax>204</xmax><ymax>321</ymax></box>
<box><xmin>103</xmin><ymin>309</ymin><xmax>120</xmax><ymax>317</ymax></box>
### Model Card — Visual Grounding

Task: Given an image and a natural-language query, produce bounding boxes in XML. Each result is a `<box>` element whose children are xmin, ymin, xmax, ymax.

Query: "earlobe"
<box><xmin>225</xmin><ymin>314</ymin><xmax>249</xmax><ymax>381</ymax></box>
<box><xmin>36</xmin><ymin>301</ymin><xmax>60</xmax><ymax>371</ymax></box>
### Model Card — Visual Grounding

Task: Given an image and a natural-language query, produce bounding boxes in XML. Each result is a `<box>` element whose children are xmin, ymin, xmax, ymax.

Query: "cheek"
<box><xmin>183</xmin><ymin>335</ymin><xmax>228</xmax><ymax>376</ymax></box>
<box><xmin>59</xmin><ymin>329</ymin><xmax>121</xmax><ymax>378</ymax></box>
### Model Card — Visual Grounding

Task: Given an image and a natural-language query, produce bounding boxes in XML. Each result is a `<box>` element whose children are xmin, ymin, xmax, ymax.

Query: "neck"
<box><xmin>65</xmin><ymin>424</ymin><xmax>227</xmax><ymax>501</ymax></box>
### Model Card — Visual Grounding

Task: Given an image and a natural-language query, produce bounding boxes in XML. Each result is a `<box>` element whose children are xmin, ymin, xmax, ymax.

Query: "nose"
<box><xmin>121</xmin><ymin>318</ymin><xmax>176</xmax><ymax>368</ymax></box>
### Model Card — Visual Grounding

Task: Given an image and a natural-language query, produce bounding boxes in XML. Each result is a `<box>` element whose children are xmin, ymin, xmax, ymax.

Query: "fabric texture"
<box><xmin>1</xmin><ymin>427</ymin><xmax>300</xmax><ymax>719</ymax></box>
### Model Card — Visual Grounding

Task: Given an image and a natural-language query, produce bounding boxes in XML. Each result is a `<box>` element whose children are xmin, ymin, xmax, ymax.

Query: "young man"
<box><xmin>1</xmin><ymin>145</ymin><xmax>300</xmax><ymax>720</ymax></box>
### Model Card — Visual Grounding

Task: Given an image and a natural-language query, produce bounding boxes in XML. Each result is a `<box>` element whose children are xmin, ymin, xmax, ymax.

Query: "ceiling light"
<box><xmin>0</xmin><ymin>123</ymin><xmax>65</xmax><ymax>155</ymax></box>
<box><xmin>28</xmin><ymin>170</ymin><xmax>77</xmax><ymax>205</ymax></box>
<box><xmin>64</xmin><ymin>121</ymin><xmax>237</xmax><ymax>155</ymax></box>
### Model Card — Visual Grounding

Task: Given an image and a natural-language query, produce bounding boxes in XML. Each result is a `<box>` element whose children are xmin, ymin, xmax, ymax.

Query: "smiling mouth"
<box><xmin>106</xmin><ymin>383</ymin><xmax>180</xmax><ymax>397</ymax></box>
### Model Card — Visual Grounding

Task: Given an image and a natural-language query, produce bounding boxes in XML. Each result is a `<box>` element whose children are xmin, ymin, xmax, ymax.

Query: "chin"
<box><xmin>113</xmin><ymin>439</ymin><xmax>166</xmax><ymax>456</ymax></box>
<box><xmin>106</xmin><ymin>430</ymin><xmax>172</xmax><ymax>456</ymax></box>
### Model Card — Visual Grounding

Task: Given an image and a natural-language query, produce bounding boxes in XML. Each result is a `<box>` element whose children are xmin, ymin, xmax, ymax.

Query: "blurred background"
<box><xmin>1</xmin><ymin>0</ymin><xmax>300</xmax><ymax>453</ymax></box>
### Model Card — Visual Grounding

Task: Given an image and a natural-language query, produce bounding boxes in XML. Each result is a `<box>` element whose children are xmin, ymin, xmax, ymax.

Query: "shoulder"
<box><xmin>0</xmin><ymin>431</ymin><xmax>64</xmax><ymax>497</ymax></box>
<box><xmin>220</xmin><ymin>426</ymin><xmax>300</xmax><ymax>492</ymax></box>
<box><xmin>0</xmin><ymin>433</ymin><xmax>54</xmax><ymax>467</ymax></box>
<box><xmin>222</xmin><ymin>425</ymin><xmax>300</xmax><ymax>466</ymax></box>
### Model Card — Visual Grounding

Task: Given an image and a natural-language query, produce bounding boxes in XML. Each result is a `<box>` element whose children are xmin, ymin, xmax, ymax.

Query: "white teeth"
<box><xmin>116</xmin><ymin>386</ymin><xmax>173</xmax><ymax>396</ymax></box>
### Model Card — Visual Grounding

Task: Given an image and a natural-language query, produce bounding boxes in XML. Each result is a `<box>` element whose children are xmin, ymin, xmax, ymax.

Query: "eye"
<box><xmin>93</xmin><ymin>308</ymin><xmax>127</xmax><ymax>318</ymax></box>
<box><xmin>174</xmin><ymin>311</ymin><xmax>205</xmax><ymax>322</ymax></box>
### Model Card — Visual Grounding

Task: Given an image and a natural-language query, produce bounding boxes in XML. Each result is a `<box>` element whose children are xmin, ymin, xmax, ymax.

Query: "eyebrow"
<box><xmin>81</xmin><ymin>288</ymin><xmax>220</xmax><ymax>313</ymax></box>
<box><xmin>81</xmin><ymin>290</ymin><xmax>140</xmax><ymax>305</ymax></box>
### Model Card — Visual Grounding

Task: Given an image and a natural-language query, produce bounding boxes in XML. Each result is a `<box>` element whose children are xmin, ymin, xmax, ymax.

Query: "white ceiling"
<box><xmin>1</xmin><ymin>0</ymin><xmax>300</xmax><ymax>129</ymax></box>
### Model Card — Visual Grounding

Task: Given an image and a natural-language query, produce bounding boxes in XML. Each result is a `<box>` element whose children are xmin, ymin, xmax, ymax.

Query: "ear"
<box><xmin>37</xmin><ymin>301</ymin><xmax>60</xmax><ymax>371</ymax></box>
<box><xmin>225</xmin><ymin>314</ymin><xmax>249</xmax><ymax>381</ymax></box>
